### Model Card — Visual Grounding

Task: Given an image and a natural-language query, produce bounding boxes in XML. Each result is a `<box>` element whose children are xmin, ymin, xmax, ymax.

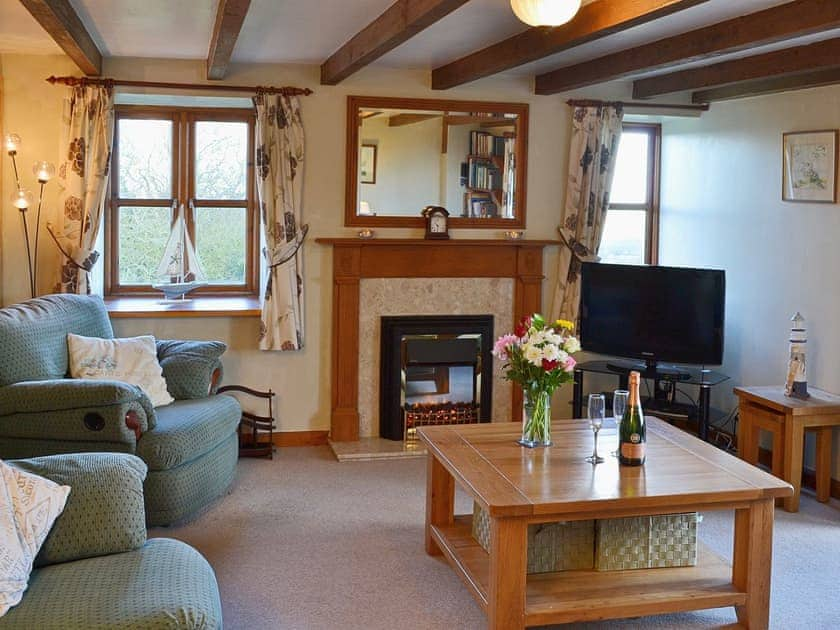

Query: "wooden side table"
<box><xmin>734</xmin><ymin>385</ymin><xmax>840</xmax><ymax>512</ymax></box>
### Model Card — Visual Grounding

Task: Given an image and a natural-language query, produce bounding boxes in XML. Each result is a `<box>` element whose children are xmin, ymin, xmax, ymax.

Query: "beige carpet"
<box><xmin>151</xmin><ymin>447</ymin><xmax>840</xmax><ymax>629</ymax></box>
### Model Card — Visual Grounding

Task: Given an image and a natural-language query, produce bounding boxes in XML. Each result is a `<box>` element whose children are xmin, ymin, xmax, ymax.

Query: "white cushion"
<box><xmin>0</xmin><ymin>460</ymin><xmax>70</xmax><ymax>617</ymax></box>
<box><xmin>67</xmin><ymin>334</ymin><xmax>174</xmax><ymax>407</ymax></box>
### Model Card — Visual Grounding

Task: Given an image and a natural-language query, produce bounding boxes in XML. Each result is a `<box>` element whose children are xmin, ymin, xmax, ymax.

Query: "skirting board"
<box><xmin>759</xmin><ymin>447</ymin><xmax>840</xmax><ymax>500</ymax></box>
<box><xmin>272</xmin><ymin>431</ymin><xmax>329</xmax><ymax>447</ymax></box>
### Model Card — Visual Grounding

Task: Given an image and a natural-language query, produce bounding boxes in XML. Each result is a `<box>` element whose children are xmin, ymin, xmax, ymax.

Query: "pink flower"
<box><xmin>563</xmin><ymin>356</ymin><xmax>577</xmax><ymax>372</ymax></box>
<box><xmin>492</xmin><ymin>334</ymin><xmax>519</xmax><ymax>360</ymax></box>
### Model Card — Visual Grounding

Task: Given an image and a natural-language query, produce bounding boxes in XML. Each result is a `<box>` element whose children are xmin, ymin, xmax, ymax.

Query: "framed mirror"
<box><xmin>345</xmin><ymin>96</ymin><xmax>528</xmax><ymax>229</ymax></box>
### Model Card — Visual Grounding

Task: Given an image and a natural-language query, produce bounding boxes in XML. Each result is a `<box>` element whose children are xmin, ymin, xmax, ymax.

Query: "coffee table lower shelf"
<box><xmin>431</xmin><ymin>515</ymin><xmax>746</xmax><ymax>627</ymax></box>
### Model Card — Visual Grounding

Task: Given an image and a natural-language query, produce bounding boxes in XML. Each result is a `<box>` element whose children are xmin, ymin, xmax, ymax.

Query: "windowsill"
<box><xmin>105</xmin><ymin>295</ymin><xmax>261</xmax><ymax>318</ymax></box>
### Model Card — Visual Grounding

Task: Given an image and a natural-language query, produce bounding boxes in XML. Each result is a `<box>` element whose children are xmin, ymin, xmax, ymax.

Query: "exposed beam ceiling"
<box><xmin>692</xmin><ymin>67</ymin><xmax>840</xmax><ymax>103</ymax></box>
<box><xmin>207</xmin><ymin>0</ymin><xmax>252</xmax><ymax>80</ymax></box>
<box><xmin>535</xmin><ymin>0</ymin><xmax>840</xmax><ymax>95</ymax></box>
<box><xmin>388</xmin><ymin>113</ymin><xmax>440</xmax><ymax>126</ymax></box>
<box><xmin>19</xmin><ymin>0</ymin><xmax>101</xmax><ymax>75</ymax></box>
<box><xmin>321</xmin><ymin>0</ymin><xmax>471</xmax><ymax>85</ymax></box>
<box><xmin>633</xmin><ymin>36</ymin><xmax>840</xmax><ymax>99</ymax></box>
<box><xmin>431</xmin><ymin>0</ymin><xmax>711</xmax><ymax>90</ymax></box>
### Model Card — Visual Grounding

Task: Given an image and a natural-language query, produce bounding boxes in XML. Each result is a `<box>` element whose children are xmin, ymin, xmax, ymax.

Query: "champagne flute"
<box><xmin>586</xmin><ymin>393</ymin><xmax>605</xmax><ymax>464</ymax></box>
<box><xmin>612</xmin><ymin>390</ymin><xmax>629</xmax><ymax>457</ymax></box>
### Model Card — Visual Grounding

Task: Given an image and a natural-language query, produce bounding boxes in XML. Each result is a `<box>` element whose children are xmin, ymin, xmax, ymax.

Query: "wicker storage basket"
<box><xmin>472</xmin><ymin>504</ymin><xmax>594</xmax><ymax>574</ymax></box>
<box><xmin>595</xmin><ymin>513</ymin><xmax>699</xmax><ymax>571</ymax></box>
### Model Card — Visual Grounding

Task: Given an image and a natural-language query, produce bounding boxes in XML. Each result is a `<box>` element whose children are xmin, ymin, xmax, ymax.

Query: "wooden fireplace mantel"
<box><xmin>316</xmin><ymin>238</ymin><xmax>560</xmax><ymax>441</ymax></box>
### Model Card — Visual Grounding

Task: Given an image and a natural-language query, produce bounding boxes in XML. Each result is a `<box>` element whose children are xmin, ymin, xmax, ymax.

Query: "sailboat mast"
<box><xmin>179</xmin><ymin>203</ymin><xmax>186</xmax><ymax>283</ymax></box>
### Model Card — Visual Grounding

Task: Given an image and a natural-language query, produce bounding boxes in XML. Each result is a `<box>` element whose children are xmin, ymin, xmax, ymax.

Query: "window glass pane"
<box><xmin>609</xmin><ymin>131</ymin><xmax>649</xmax><ymax>205</ymax></box>
<box><xmin>195</xmin><ymin>121</ymin><xmax>248</xmax><ymax>200</ymax></box>
<box><xmin>598</xmin><ymin>210</ymin><xmax>646</xmax><ymax>265</ymax></box>
<box><xmin>195</xmin><ymin>206</ymin><xmax>246</xmax><ymax>284</ymax></box>
<box><xmin>118</xmin><ymin>119</ymin><xmax>172</xmax><ymax>199</ymax></box>
<box><xmin>118</xmin><ymin>206</ymin><xmax>171</xmax><ymax>284</ymax></box>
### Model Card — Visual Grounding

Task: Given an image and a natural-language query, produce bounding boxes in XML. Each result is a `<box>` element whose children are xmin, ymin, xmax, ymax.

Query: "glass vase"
<box><xmin>519</xmin><ymin>388</ymin><xmax>552</xmax><ymax>447</ymax></box>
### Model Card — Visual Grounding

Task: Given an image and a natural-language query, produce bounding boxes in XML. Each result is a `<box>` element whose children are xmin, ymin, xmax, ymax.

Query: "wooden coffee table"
<box><xmin>419</xmin><ymin>417</ymin><xmax>792</xmax><ymax>629</ymax></box>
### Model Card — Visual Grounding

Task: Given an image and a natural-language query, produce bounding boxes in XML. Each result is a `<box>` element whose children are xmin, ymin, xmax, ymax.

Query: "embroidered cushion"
<box><xmin>67</xmin><ymin>334</ymin><xmax>174</xmax><ymax>408</ymax></box>
<box><xmin>0</xmin><ymin>459</ymin><xmax>70</xmax><ymax>617</ymax></box>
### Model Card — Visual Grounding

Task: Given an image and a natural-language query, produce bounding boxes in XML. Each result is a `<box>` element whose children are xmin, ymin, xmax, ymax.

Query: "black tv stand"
<box><xmin>572</xmin><ymin>360</ymin><xmax>729</xmax><ymax>442</ymax></box>
<box><xmin>605</xmin><ymin>360</ymin><xmax>692</xmax><ymax>381</ymax></box>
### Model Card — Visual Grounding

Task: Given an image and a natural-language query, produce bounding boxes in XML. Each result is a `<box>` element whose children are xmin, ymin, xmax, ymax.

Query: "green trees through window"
<box><xmin>110</xmin><ymin>108</ymin><xmax>255</xmax><ymax>294</ymax></box>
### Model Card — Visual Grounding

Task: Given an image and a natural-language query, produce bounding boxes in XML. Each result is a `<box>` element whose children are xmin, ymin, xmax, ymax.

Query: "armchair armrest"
<box><xmin>0</xmin><ymin>380</ymin><xmax>155</xmax><ymax>449</ymax></box>
<box><xmin>156</xmin><ymin>339</ymin><xmax>227</xmax><ymax>399</ymax></box>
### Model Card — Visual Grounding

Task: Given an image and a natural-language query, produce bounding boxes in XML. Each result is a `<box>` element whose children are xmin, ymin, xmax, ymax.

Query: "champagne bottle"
<box><xmin>619</xmin><ymin>371</ymin><xmax>646</xmax><ymax>466</ymax></box>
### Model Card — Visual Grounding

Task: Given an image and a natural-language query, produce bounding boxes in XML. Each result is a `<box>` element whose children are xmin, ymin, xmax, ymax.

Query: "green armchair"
<box><xmin>0</xmin><ymin>453</ymin><xmax>223</xmax><ymax>629</ymax></box>
<box><xmin>0</xmin><ymin>294</ymin><xmax>240</xmax><ymax>526</ymax></box>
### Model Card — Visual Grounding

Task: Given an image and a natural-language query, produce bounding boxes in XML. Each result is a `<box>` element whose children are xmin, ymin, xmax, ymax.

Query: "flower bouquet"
<box><xmin>492</xmin><ymin>313</ymin><xmax>580</xmax><ymax>447</ymax></box>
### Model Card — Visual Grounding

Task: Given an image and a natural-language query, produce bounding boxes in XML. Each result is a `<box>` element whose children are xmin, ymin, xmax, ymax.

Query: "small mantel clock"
<box><xmin>422</xmin><ymin>206</ymin><xmax>450</xmax><ymax>240</ymax></box>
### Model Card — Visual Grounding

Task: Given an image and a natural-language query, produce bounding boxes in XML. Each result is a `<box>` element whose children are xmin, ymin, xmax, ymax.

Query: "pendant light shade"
<box><xmin>510</xmin><ymin>0</ymin><xmax>581</xmax><ymax>27</ymax></box>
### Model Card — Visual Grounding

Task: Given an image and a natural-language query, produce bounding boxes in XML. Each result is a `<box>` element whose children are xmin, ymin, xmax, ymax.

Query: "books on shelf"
<box><xmin>469</xmin><ymin>130</ymin><xmax>506</xmax><ymax>157</ymax></box>
<box><xmin>462</xmin><ymin>192</ymin><xmax>498</xmax><ymax>218</ymax></box>
<box><xmin>463</xmin><ymin>157</ymin><xmax>502</xmax><ymax>191</ymax></box>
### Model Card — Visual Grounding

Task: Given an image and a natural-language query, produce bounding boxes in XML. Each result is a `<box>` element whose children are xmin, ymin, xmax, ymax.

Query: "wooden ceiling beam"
<box><xmin>388</xmin><ymin>113</ymin><xmax>440</xmax><ymax>126</ymax></box>
<box><xmin>321</xmin><ymin>0</ymin><xmax>471</xmax><ymax>85</ymax></box>
<box><xmin>207</xmin><ymin>0</ymin><xmax>252</xmax><ymax>80</ymax></box>
<box><xmin>633</xmin><ymin>36</ymin><xmax>840</xmax><ymax>99</ymax></box>
<box><xmin>692</xmin><ymin>67</ymin><xmax>840</xmax><ymax>104</ymax></box>
<box><xmin>431</xmin><ymin>0</ymin><xmax>710</xmax><ymax>90</ymax></box>
<box><xmin>535</xmin><ymin>0</ymin><xmax>840</xmax><ymax>95</ymax></box>
<box><xmin>19</xmin><ymin>0</ymin><xmax>101</xmax><ymax>76</ymax></box>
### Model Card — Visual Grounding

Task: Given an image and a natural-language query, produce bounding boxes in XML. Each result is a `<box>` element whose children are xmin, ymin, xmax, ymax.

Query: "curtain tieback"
<box><xmin>556</xmin><ymin>227</ymin><xmax>600</xmax><ymax>263</ymax></box>
<box><xmin>265</xmin><ymin>224</ymin><xmax>309</xmax><ymax>269</ymax></box>
<box><xmin>45</xmin><ymin>223</ymin><xmax>100</xmax><ymax>271</ymax></box>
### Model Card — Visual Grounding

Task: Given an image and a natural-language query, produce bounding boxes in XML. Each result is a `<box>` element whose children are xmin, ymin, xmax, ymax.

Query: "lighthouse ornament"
<box><xmin>785</xmin><ymin>312</ymin><xmax>809</xmax><ymax>399</ymax></box>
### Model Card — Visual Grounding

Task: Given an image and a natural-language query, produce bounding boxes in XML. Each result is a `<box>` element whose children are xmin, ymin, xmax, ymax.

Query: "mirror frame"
<box><xmin>345</xmin><ymin>95</ymin><xmax>528</xmax><ymax>229</ymax></box>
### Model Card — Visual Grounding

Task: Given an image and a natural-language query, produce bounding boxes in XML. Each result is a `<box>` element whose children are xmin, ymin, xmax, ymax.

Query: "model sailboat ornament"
<box><xmin>152</xmin><ymin>201</ymin><xmax>208</xmax><ymax>300</ymax></box>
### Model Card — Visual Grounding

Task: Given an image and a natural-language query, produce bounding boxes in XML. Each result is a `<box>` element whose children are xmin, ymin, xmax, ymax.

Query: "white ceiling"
<box><xmin>0</xmin><ymin>0</ymin><xmax>821</xmax><ymax>83</ymax></box>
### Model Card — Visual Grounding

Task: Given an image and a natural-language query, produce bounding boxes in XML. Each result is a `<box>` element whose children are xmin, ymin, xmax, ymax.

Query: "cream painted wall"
<box><xmin>659</xmin><ymin>85</ymin><xmax>840</xmax><ymax>478</ymax></box>
<box><xmin>1</xmin><ymin>54</ymin><xmax>78</xmax><ymax>299</ymax></box>
<box><xmin>1</xmin><ymin>55</ymin><xmax>572</xmax><ymax>434</ymax></box>
<box><xmin>358</xmin><ymin>114</ymin><xmax>442</xmax><ymax>215</ymax></box>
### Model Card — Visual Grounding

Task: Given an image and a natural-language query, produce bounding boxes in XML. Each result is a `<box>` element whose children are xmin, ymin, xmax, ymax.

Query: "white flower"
<box><xmin>545</xmin><ymin>332</ymin><xmax>564</xmax><ymax>346</ymax></box>
<box><xmin>523</xmin><ymin>343</ymin><xmax>544</xmax><ymax>367</ymax></box>
<box><xmin>563</xmin><ymin>337</ymin><xmax>581</xmax><ymax>354</ymax></box>
<box><xmin>543</xmin><ymin>344</ymin><xmax>561</xmax><ymax>362</ymax></box>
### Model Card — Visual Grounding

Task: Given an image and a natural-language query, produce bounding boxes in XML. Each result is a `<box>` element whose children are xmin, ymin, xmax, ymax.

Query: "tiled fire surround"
<box><xmin>358</xmin><ymin>278</ymin><xmax>514</xmax><ymax>437</ymax></box>
<box><xmin>316</xmin><ymin>238</ymin><xmax>556</xmax><ymax>442</ymax></box>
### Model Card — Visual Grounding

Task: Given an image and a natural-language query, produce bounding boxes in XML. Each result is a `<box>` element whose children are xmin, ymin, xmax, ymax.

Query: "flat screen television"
<box><xmin>579</xmin><ymin>263</ymin><xmax>725</xmax><ymax>371</ymax></box>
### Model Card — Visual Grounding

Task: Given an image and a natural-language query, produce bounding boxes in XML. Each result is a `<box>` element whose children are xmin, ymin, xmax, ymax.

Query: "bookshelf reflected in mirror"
<box><xmin>345</xmin><ymin>96</ymin><xmax>528</xmax><ymax>229</ymax></box>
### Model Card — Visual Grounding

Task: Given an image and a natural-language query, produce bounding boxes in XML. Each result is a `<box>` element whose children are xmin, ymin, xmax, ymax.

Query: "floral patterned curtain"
<box><xmin>254</xmin><ymin>93</ymin><xmax>307</xmax><ymax>351</ymax></box>
<box><xmin>551</xmin><ymin>104</ymin><xmax>624</xmax><ymax>322</ymax></box>
<box><xmin>52</xmin><ymin>85</ymin><xmax>114</xmax><ymax>294</ymax></box>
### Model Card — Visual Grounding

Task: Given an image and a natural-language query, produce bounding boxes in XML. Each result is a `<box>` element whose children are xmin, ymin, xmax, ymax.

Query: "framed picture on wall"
<box><xmin>359</xmin><ymin>144</ymin><xmax>377</xmax><ymax>185</ymax></box>
<box><xmin>782</xmin><ymin>130</ymin><xmax>838</xmax><ymax>203</ymax></box>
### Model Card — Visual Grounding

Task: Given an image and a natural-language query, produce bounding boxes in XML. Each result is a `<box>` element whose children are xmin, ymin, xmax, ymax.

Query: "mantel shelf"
<box><xmin>315</xmin><ymin>238</ymin><xmax>561</xmax><ymax>247</ymax></box>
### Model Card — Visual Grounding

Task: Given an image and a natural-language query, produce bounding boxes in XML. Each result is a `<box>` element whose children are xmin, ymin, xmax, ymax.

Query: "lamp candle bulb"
<box><xmin>4</xmin><ymin>133</ymin><xmax>21</xmax><ymax>155</ymax></box>
<box><xmin>11</xmin><ymin>189</ymin><xmax>34</xmax><ymax>210</ymax></box>
<box><xmin>33</xmin><ymin>161</ymin><xmax>55</xmax><ymax>183</ymax></box>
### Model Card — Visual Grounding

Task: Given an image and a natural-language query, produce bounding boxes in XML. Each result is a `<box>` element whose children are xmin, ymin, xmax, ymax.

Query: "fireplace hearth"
<box><xmin>380</xmin><ymin>315</ymin><xmax>493</xmax><ymax>441</ymax></box>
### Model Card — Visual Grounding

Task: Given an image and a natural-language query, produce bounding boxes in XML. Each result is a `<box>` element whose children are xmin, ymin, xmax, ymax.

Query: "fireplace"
<box><xmin>380</xmin><ymin>315</ymin><xmax>494</xmax><ymax>441</ymax></box>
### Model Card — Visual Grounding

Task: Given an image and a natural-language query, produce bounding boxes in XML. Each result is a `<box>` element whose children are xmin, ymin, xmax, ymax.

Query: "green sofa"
<box><xmin>0</xmin><ymin>294</ymin><xmax>240</xmax><ymax>526</ymax></box>
<box><xmin>0</xmin><ymin>453</ymin><xmax>223</xmax><ymax>629</ymax></box>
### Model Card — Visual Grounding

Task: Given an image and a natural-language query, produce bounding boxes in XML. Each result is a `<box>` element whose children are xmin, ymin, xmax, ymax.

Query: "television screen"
<box><xmin>579</xmin><ymin>263</ymin><xmax>725</xmax><ymax>366</ymax></box>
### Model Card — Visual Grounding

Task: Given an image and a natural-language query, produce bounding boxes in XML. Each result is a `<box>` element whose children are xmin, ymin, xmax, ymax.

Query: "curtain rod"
<box><xmin>566</xmin><ymin>98</ymin><xmax>709</xmax><ymax>112</ymax></box>
<box><xmin>46</xmin><ymin>75</ymin><xmax>313</xmax><ymax>96</ymax></box>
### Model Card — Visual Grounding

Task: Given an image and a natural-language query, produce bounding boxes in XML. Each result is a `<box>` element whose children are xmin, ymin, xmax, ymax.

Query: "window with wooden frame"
<box><xmin>106</xmin><ymin>106</ymin><xmax>258</xmax><ymax>296</ymax></box>
<box><xmin>599</xmin><ymin>123</ymin><xmax>661</xmax><ymax>265</ymax></box>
